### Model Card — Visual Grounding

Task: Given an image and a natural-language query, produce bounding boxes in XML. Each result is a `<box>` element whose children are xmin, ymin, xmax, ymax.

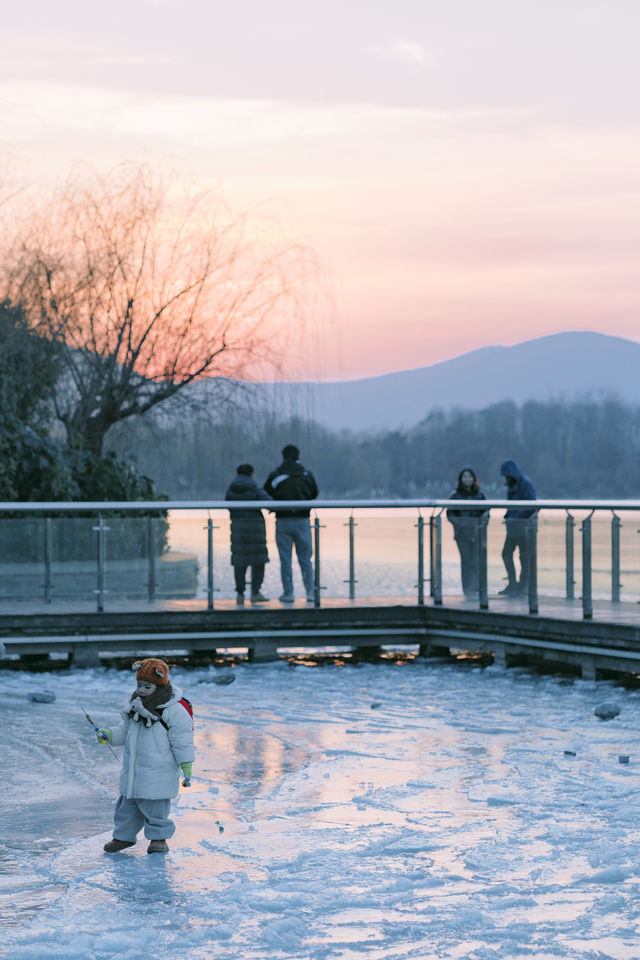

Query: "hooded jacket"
<box><xmin>225</xmin><ymin>473</ymin><xmax>271</xmax><ymax>566</ymax></box>
<box><xmin>500</xmin><ymin>459</ymin><xmax>537</xmax><ymax>530</ymax></box>
<box><xmin>110</xmin><ymin>685</ymin><xmax>195</xmax><ymax>800</ymax></box>
<box><xmin>264</xmin><ymin>459</ymin><xmax>319</xmax><ymax>518</ymax></box>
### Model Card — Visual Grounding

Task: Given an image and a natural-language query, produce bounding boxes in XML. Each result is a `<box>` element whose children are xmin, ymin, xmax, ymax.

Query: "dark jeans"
<box><xmin>234</xmin><ymin>563</ymin><xmax>265</xmax><ymax>595</ymax></box>
<box><xmin>502</xmin><ymin>532</ymin><xmax>529</xmax><ymax>590</ymax></box>
<box><xmin>455</xmin><ymin>536</ymin><xmax>478</xmax><ymax>598</ymax></box>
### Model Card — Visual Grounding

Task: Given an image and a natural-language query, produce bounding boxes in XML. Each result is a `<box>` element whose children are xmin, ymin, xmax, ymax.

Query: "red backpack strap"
<box><xmin>179</xmin><ymin>697</ymin><xmax>193</xmax><ymax>718</ymax></box>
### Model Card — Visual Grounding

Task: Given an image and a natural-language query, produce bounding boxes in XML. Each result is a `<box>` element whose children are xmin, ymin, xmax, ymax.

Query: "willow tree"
<box><xmin>6</xmin><ymin>164</ymin><xmax>319</xmax><ymax>457</ymax></box>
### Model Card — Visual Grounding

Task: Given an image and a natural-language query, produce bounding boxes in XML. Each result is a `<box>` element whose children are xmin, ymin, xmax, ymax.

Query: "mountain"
<box><xmin>171</xmin><ymin>331</ymin><xmax>640</xmax><ymax>434</ymax></box>
<box><xmin>247</xmin><ymin>331</ymin><xmax>640</xmax><ymax>432</ymax></box>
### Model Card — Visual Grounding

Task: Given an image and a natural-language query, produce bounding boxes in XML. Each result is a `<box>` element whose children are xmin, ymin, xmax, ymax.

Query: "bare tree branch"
<box><xmin>3</xmin><ymin>163</ymin><xmax>324</xmax><ymax>456</ymax></box>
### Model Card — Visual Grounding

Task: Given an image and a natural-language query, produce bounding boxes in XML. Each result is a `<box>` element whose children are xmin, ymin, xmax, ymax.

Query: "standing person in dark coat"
<box><xmin>264</xmin><ymin>444</ymin><xmax>318</xmax><ymax>603</ymax></box>
<box><xmin>225</xmin><ymin>464</ymin><xmax>272</xmax><ymax>605</ymax></box>
<box><xmin>499</xmin><ymin>458</ymin><xmax>537</xmax><ymax>597</ymax></box>
<box><xmin>446</xmin><ymin>468</ymin><xmax>487</xmax><ymax>599</ymax></box>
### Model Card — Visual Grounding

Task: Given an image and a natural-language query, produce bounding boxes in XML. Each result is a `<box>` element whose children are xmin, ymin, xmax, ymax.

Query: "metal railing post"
<box><xmin>477</xmin><ymin>514</ymin><xmax>489</xmax><ymax>610</ymax></box>
<box><xmin>206</xmin><ymin>517</ymin><xmax>215</xmax><ymax>610</ymax></box>
<box><xmin>417</xmin><ymin>514</ymin><xmax>425</xmax><ymax>606</ymax></box>
<box><xmin>581</xmin><ymin>512</ymin><xmax>594</xmax><ymax>620</ymax></box>
<box><xmin>430</xmin><ymin>512</ymin><xmax>442</xmax><ymax>606</ymax></box>
<box><xmin>611</xmin><ymin>513</ymin><xmax>621</xmax><ymax>603</ymax></box>
<box><xmin>313</xmin><ymin>515</ymin><xmax>322</xmax><ymax>607</ymax></box>
<box><xmin>527</xmin><ymin>512</ymin><xmax>538</xmax><ymax>615</ymax></box>
<box><xmin>565</xmin><ymin>512</ymin><xmax>575</xmax><ymax>600</ymax></box>
<box><xmin>427</xmin><ymin>513</ymin><xmax>433</xmax><ymax>598</ymax></box>
<box><xmin>43</xmin><ymin>516</ymin><xmax>52</xmax><ymax>604</ymax></box>
<box><xmin>94</xmin><ymin>513</ymin><xmax>107</xmax><ymax>613</ymax></box>
<box><xmin>147</xmin><ymin>515</ymin><xmax>157</xmax><ymax>602</ymax></box>
<box><xmin>344</xmin><ymin>514</ymin><xmax>357</xmax><ymax>600</ymax></box>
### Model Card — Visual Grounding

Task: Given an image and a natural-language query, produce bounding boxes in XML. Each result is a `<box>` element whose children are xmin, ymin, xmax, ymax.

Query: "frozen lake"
<box><xmin>2</xmin><ymin>657</ymin><xmax>640</xmax><ymax>959</ymax></box>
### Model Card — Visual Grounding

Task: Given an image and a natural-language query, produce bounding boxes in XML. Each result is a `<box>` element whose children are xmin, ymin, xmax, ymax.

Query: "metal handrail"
<box><xmin>1</xmin><ymin>498</ymin><xmax>640</xmax><ymax>512</ymax></box>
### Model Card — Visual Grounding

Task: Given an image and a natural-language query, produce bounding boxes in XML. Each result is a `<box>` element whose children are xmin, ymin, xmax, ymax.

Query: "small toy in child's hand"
<box><xmin>81</xmin><ymin>706</ymin><xmax>118</xmax><ymax>761</ymax></box>
<box><xmin>182</xmin><ymin>777</ymin><xmax>192</xmax><ymax>788</ymax></box>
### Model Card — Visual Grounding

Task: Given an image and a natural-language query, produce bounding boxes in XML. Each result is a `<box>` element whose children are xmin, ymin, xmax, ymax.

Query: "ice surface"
<box><xmin>2</xmin><ymin>659</ymin><xmax>640</xmax><ymax>958</ymax></box>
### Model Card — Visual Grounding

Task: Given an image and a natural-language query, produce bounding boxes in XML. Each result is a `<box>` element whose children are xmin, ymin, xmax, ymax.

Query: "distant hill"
<box><xmin>172</xmin><ymin>331</ymin><xmax>640</xmax><ymax>434</ymax></box>
<box><xmin>245</xmin><ymin>331</ymin><xmax>640</xmax><ymax>432</ymax></box>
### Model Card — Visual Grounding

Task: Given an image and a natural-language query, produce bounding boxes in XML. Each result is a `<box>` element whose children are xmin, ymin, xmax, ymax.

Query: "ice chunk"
<box><xmin>595</xmin><ymin>701</ymin><xmax>621</xmax><ymax>720</ymax></box>
<box><xmin>27</xmin><ymin>691</ymin><xmax>56</xmax><ymax>703</ymax></box>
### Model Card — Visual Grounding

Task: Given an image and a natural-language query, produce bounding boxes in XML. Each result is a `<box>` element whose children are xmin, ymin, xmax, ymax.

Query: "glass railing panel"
<box><xmin>485</xmin><ymin>510</ymin><xmax>509</xmax><ymax>598</ymax></box>
<box><xmin>167</xmin><ymin>509</ymin><xmax>206</xmax><ymax>601</ymax></box>
<box><xmin>440</xmin><ymin>510</ymin><xmax>462</xmax><ymax>598</ymax></box>
<box><xmin>0</xmin><ymin>514</ymin><xmax>46</xmax><ymax>603</ymax></box>
<box><xmin>167</xmin><ymin>509</ymin><xmax>223</xmax><ymax>604</ymax></box>
<box><xmin>571</xmin><ymin>510</ymin><xmax>589</xmax><ymax>604</ymax></box>
<box><xmin>103</xmin><ymin>515</ymin><xmax>148</xmax><ymax>602</ymax></box>
<box><xmin>590</xmin><ymin>511</ymin><xmax>614</xmax><ymax>601</ymax></box>
<box><xmin>99</xmin><ymin>513</ymin><xmax>195</xmax><ymax>604</ymax></box>
<box><xmin>300</xmin><ymin>509</ymin><xmax>342</xmax><ymax>600</ymax></box>
<box><xmin>349</xmin><ymin>509</ymin><xmax>422</xmax><ymax>600</ymax></box>
<box><xmin>537</xmin><ymin>510</ymin><xmax>571</xmax><ymax>601</ymax></box>
<box><xmin>213</xmin><ymin>511</ymin><xmax>238</xmax><ymax>602</ymax></box>
<box><xmin>618</xmin><ymin>510</ymin><xmax>640</xmax><ymax>603</ymax></box>
<box><xmin>52</xmin><ymin>515</ymin><xmax>103</xmax><ymax>604</ymax></box>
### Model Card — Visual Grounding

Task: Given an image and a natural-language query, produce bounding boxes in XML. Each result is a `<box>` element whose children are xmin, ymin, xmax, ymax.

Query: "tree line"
<box><xmin>105</xmin><ymin>396</ymin><xmax>640</xmax><ymax>500</ymax></box>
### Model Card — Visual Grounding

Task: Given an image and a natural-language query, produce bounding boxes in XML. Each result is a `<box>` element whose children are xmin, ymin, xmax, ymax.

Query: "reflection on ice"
<box><xmin>2</xmin><ymin>658</ymin><xmax>640</xmax><ymax>958</ymax></box>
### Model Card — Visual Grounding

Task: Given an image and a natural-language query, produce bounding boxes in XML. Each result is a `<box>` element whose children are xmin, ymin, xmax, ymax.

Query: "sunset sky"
<box><xmin>2</xmin><ymin>0</ymin><xmax>640</xmax><ymax>380</ymax></box>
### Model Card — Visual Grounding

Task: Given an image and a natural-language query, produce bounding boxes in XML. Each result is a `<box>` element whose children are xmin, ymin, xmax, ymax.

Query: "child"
<box><xmin>96</xmin><ymin>657</ymin><xmax>195</xmax><ymax>854</ymax></box>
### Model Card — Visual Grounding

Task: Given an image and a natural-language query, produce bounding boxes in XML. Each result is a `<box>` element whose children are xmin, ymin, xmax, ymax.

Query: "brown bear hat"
<box><xmin>132</xmin><ymin>658</ymin><xmax>170</xmax><ymax>686</ymax></box>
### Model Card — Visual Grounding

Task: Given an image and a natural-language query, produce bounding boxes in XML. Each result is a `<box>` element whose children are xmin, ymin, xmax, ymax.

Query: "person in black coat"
<box><xmin>225</xmin><ymin>464</ymin><xmax>272</xmax><ymax>605</ymax></box>
<box><xmin>446</xmin><ymin>468</ymin><xmax>487</xmax><ymax>599</ymax></box>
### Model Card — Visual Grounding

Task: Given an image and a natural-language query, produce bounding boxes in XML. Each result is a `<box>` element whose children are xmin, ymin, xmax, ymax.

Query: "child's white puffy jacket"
<box><xmin>110</xmin><ymin>685</ymin><xmax>195</xmax><ymax>799</ymax></box>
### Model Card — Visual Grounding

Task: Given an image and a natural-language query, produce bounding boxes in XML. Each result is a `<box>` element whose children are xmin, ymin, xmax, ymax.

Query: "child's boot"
<box><xmin>104</xmin><ymin>838</ymin><xmax>136</xmax><ymax>853</ymax></box>
<box><xmin>147</xmin><ymin>839</ymin><xmax>169</xmax><ymax>854</ymax></box>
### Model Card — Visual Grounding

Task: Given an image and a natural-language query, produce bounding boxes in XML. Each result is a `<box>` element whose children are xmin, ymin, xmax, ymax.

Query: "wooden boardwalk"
<box><xmin>2</xmin><ymin>592</ymin><xmax>640</xmax><ymax>681</ymax></box>
<box><xmin>0</xmin><ymin>589</ymin><xmax>639</xmax><ymax>620</ymax></box>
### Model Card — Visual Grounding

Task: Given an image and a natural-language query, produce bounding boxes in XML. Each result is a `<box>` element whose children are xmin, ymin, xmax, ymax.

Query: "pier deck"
<box><xmin>2</xmin><ymin>593</ymin><xmax>640</xmax><ymax>681</ymax></box>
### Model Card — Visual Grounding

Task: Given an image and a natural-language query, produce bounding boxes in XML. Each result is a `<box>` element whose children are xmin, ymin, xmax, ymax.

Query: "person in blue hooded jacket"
<box><xmin>499</xmin><ymin>459</ymin><xmax>537</xmax><ymax>597</ymax></box>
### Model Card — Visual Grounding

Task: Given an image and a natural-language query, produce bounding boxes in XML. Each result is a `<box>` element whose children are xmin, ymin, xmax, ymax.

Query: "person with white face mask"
<box><xmin>94</xmin><ymin>658</ymin><xmax>195</xmax><ymax>855</ymax></box>
<box><xmin>446</xmin><ymin>468</ymin><xmax>487</xmax><ymax>599</ymax></box>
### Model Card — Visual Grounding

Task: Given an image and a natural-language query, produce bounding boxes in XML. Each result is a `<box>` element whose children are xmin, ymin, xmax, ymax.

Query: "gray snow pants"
<box><xmin>113</xmin><ymin>796</ymin><xmax>175</xmax><ymax>841</ymax></box>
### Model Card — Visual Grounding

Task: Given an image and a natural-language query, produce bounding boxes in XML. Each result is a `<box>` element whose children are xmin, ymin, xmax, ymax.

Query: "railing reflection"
<box><xmin>1</xmin><ymin>499</ymin><xmax>640</xmax><ymax>622</ymax></box>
